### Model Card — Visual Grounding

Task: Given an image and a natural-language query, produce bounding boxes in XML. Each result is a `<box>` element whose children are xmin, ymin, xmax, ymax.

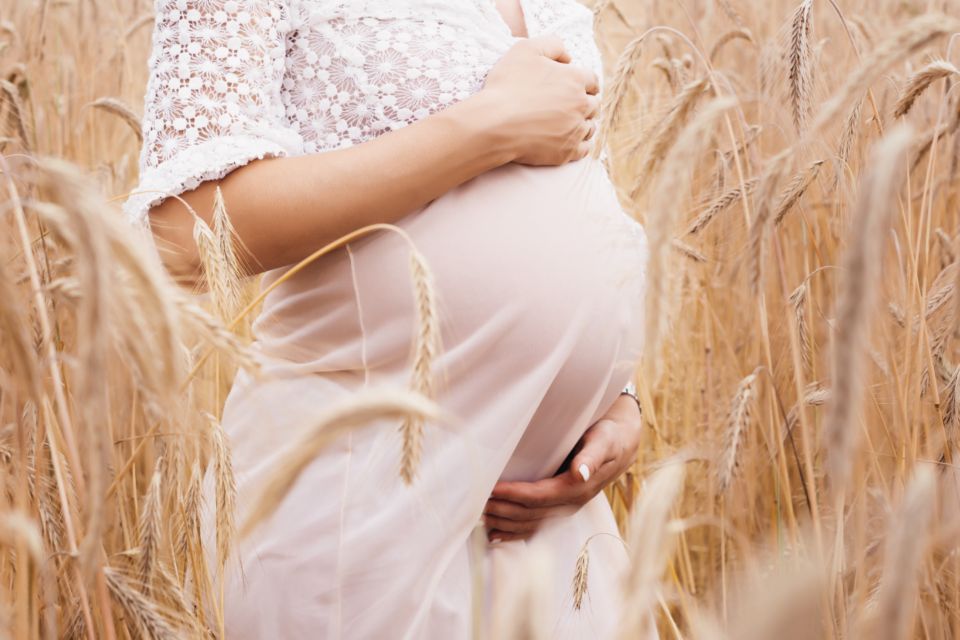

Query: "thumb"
<box><xmin>571</xmin><ymin>444</ymin><xmax>602</xmax><ymax>484</ymax></box>
<box><xmin>570</xmin><ymin>420</ymin><xmax>620</xmax><ymax>483</ymax></box>
<box><xmin>528</xmin><ymin>34</ymin><xmax>571</xmax><ymax>64</ymax></box>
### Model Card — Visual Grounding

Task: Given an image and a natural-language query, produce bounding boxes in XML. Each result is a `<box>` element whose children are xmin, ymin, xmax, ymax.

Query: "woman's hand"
<box><xmin>483</xmin><ymin>393</ymin><xmax>642</xmax><ymax>542</ymax></box>
<box><xmin>146</xmin><ymin>36</ymin><xmax>600</xmax><ymax>280</ymax></box>
<box><xmin>478</xmin><ymin>35</ymin><xmax>601</xmax><ymax>166</ymax></box>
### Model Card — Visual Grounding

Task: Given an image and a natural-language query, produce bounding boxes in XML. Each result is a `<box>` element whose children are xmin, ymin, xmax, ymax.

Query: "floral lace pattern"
<box><xmin>124</xmin><ymin>0</ymin><xmax>603</xmax><ymax>223</ymax></box>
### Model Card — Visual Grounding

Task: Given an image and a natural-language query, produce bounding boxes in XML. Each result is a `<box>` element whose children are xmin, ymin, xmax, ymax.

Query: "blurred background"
<box><xmin>2</xmin><ymin>0</ymin><xmax>960</xmax><ymax>637</ymax></box>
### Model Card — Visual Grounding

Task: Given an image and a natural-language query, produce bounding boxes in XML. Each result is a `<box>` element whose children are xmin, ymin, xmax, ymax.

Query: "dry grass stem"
<box><xmin>785</xmin><ymin>0</ymin><xmax>815</xmax><ymax>133</ymax></box>
<box><xmin>893</xmin><ymin>60</ymin><xmax>960</xmax><ymax>118</ymax></box>
<box><xmin>242</xmin><ymin>391</ymin><xmax>444</xmax><ymax>537</ymax></box>
<box><xmin>717</xmin><ymin>368</ymin><xmax>762</xmax><ymax>492</ymax></box>
<box><xmin>824</xmin><ymin>125</ymin><xmax>914</xmax><ymax>489</ymax></box>
<box><xmin>399</xmin><ymin>249</ymin><xmax>441</xmax><ymax>485</ymax></box>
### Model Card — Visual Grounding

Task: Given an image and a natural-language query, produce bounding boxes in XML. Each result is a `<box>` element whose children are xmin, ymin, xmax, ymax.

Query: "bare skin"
<box><xmin>479</xmin><ymin>1</ymin><xmax>644</xmax><ymax>541</ymax></box>
<box><xmin>146</xmin><ymin>10</ymin><xmax>638</xmax><ymax>539</ymax></box>
<box><xmin>494</xmin><ymin>0</ymin><xmax>530</xmax><ymax>37</ymax></box>
<box><xmin>484</xmin><ymin>393</ymin><xmax>643</xmax><ymax>542</ymax></box>
<box><xmin>147</xmin><ymin>36</ymin><xmax>599</xmax><ymax>285</ymax></box>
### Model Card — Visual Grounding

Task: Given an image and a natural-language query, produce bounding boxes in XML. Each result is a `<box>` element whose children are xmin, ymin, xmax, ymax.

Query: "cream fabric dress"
<box><xmin>125</xmin><ymin>1</ymin><xmax>650</xmax><ymax>637</ymax></box>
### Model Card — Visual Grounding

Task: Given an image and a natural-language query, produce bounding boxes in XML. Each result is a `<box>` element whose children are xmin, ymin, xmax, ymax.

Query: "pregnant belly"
<box><xmin>252</xmin><ymin>158</ymin><xmax>648</xmax><ymax>395</ymax></box>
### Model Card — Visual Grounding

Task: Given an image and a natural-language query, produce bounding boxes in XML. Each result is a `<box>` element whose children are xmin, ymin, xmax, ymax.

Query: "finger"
<box><xmin>577</xmin><ymin>67</ymin><xmax>601</xmax><ymax>95</ymax></box>
<box><xmin>484</xmin><ymin>514</ymin><xmax>541</xmax><ymax>535</ymax></box>
<box><xmin>585</xmin><ymin>94</ymin><xmax>601</xmax><ymax>120</ymax></box>
<box><xmin>491</xmin><ymin>475</ymin><xmax>587</xmax><ymax>508</ymax></box>
<box><xmin>529</xmin><ymin>34</ymin><xmax>571</xmax><ymax>64</ymax></box>
<box><xmin>488</xmin><ymin>530</ymin><xmax>532</xmax><ymax>543</ymax></box>
<box><xmin>583</xmin><ymin>457</ymin><xmax>626</xmax><ymax>495</ymax></box>
<box><xmin>484</xmin><ymin>498</ymin><xmax>552</xmax><ymax>521</ymax></box>
<box><xmin>573</xmin><ymin>140</ymin><xmax>592</xmax><ymax>161</ymax></box>
<box><xmin>582</xmin><ymin>119</ymin><xmax>597</xmax><ymax>142</ymax></box>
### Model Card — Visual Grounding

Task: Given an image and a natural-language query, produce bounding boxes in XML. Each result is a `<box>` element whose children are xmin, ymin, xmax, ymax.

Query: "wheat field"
<box><xmin>1</xmin><ymin>0</ymin><xmax>960</xmax><ymax>637</ymax></box>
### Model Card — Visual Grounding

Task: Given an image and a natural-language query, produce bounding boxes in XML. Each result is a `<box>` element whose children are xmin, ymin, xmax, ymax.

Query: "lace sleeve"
<box><xmin>123</xmin><ymin>0</ymin><xmax>304</xmax><ymax>225</ymax></box>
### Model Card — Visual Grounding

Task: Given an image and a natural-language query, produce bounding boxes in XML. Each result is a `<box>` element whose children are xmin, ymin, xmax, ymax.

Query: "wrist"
<box><xmin>454</xmin><ymin>89</ymin><xmax>520</xmax><ymax>167</ymax></box>
<box><xmin>619</xmin><ymin>380</ymin><xmax>641</xmax><ymax>415</ymax></box>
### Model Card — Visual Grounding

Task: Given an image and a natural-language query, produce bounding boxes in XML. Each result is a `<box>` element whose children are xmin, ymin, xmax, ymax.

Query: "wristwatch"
<box><xmin>620</xmin><ymin>380</ymin><xmax>642</xmax><ymax>414</ymax></box>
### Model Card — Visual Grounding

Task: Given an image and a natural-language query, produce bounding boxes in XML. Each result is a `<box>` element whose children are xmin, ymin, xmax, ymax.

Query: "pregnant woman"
<box><xmin>124</xmin><ymin>0</ymin><xmax>649</xmax><ymax>637</ymax></box>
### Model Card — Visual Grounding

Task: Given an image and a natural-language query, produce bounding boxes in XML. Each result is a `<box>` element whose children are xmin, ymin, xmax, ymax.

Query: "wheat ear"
<box><xmin>790</xmin><ymin>281</ymin><xmax>813</xmax><ymax>370</ymax></box>
<box><xmin>618</xmin><ymin>462</ymin><xmax>686</xmax><ymax>639</ymax></box>
<box><xmin>717</xmin><ymin>368</ymin><xmax>762</xmax><ymax>493</ymax></box>
<box><xmin>104</xmin><ymin>567</ymin><xmax>188</xmax><ymax>639</ymax></box>
<box><xmin>773</xmin><ymin>159</ymin><xmax>824</xmax><ymax>225</ymax></box>
<box><xmin>572</xmin><ymin>543</ymin><xmax>590</xmax><ymax>610</ymax></box>
<box><xmin>893</xmin><ymin>60</ymin><xmax>959</xmax><ymax>118</ymax></box>
<box><xmin>207</xmin><ymin>414</ymin><xmax>237</xmax><ymax>574</ymax></box>
<box><xmin>686</xmin><ymin>177</ymin><xmax>760</xmax><ymax>236</ymax></box>
<box><xmin>242</xmin><ymin>390</ymin><xmax>444</xmax><ymax>537</ymax></box>
<box><xmin>824</xmin><ymin>125</ymin><xmax>913</xmax><ymax>490</ymax></box>
<box><xmin>870</xmin><ymin>467</ymin><xmax>937</xmax><ymax>640</ymax></box>
<box><xmin>88</xmin><ymin>97</ymin><xmax>143</xmax><ymax>141</ymax></box>
<box><xmin>595</xmin><ymin>34</ymin><xmax>650</xmax><ymax>157</ymax></box>
<box><xmin>400</xmin><ymin>249</ymin><xmax>441</xmax><ymax>485</ymax></box>
<box><xmin>137</xmin><ymin>458</ymin><xmax>164</xmax><ymax>590</ymax></box>
<box><xmin>785</xmin><ymin>0</ymin><xmax>815</xmax><ymax>133</ymax></box>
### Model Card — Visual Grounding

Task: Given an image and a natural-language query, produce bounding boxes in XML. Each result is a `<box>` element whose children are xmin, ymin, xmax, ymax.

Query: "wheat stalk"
<box><xmin>785</xmin><ymin>0</ymin><xmax>815</xmax><ymax>133</ymax></box>
<box><xmin>776</xmin><ymin>382</ymin><xmax>831</xmax><ymax>460</ymax></box>
<box><xmin>399</xmin><ymin>249</ymin><xmax>441</xmax><ymax>485</ymax></box>
<box><xmin>136</xmin><ymin>458</ymin><xmax>164</xmax><ymax>590</ymax></box>
<box><xmin>717</xmin><ymin>368</ymin><xmax>762</xmax><ymax>493</ymax></box>
<box><xmin>104</xmin><ymin>567</ymin><xmax>189</xmax><ymax>639</ymax></box>
<box><xmin>88</xmin><ymin>97</ymin><xmax>143</xmax><ymax>142</ymax></box>
<box><xmin>0</xmin><ymin>78</ymin><xmax>31</xmax><ymax>148</ymax></box>
<box><xmin>837</xmin><ymin>97</ymin><xmax>865</xmax><ymax>171</ymax></box>
<box><xmin>824</xmin><ymin>125</ymin><xmax>914</xmax><ymax>489</ymax></box>
<box><xmin>709</xmin><ymin>28</ymin><xmax>755</xmax><ymax>62</ymax></box>
<box><xmin>595</xmin><ymin>33</ymin><xmax>650</xmax><ymax>156</ymax></box>
<box><xmin>747</xmin><ymin>153</ymin><xmax>790</xmax><ymax>292</ymax></box>
<box><xmin>790</xmin><ymin>281</ymin><xmax>813</xmax><ymax>370</ymax></box>
<box><xmin>811</xmin><ymin>14</ymin><xmax>960</xmax><ymax>137</ymax></box>
<box><xmin>207</xmin><ymin>414</ymin><xmax>237</xmax><ymax>574</ymax></box>
<box><xmin>241</xmin><ymin>390</ymin><xmax>444</xmax><ymax>537</ymax></box>
<box><xmin>631</xmin><ymin>76</ymin><xmax>712</xmax><ymax>199</ymax></box>
<box><xmin>940</xmin><ymin>366</ymin><xmax>960</xmax><ymax>456</ymax></box>
<box><xmin>893</xmin><ymin>60</ymin><xmax>959</xmax><ymax>118</ymax></box>
<box><xmin>671</xmin><ymin>238</ymin><xmax>707</xmax><ymax>262</ymax></box>
<box><xmin>618</xmin><ymin>462</ymin><xmax>686</xmax><ymax>639</ymax></box>
<box><xmin>773</xmin><ymin>159</ymin><xmax>824</xmax><ymax>225</ymax></box>
<box><xmin>643</xmin><ymin>97</ymin><xmax>737</xmax><ymax>383</ymax></box>
<box><xmin>715</xmin><ymin>0</ymin><xmax>747</xmax><ymax>29</ymax></box>
<box><xmin>685</xmin><ymin>177</ymin><xmax>760</xmax><ymax>236</ymax></box>
<box><xmin>572</xmin><ymin>543</ymin><xmax>590</xmax><ymax>610</ymax></box>
<box><xmin>870</xmin><ymin>466</ymin><xmax>937</xmax><ymax>640</ymax></box>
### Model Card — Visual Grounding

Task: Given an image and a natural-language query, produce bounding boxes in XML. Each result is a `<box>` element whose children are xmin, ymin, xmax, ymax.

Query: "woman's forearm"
<box><xmin>147</xmin><ymin>36</ymin><xmax>598</xmax><ymax>283</ymax></box>
<box><xmin>148</xmin><ymin>90</ymin><xmax>516</xmax><ymax>280</ymax></box>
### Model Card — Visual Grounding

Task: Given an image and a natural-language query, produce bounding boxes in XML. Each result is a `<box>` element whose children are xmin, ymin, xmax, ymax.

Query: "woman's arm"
<box><xmin>147</xmin><ymin>36</ymin><xmax>600</xmax><ymax>282</ymax></box>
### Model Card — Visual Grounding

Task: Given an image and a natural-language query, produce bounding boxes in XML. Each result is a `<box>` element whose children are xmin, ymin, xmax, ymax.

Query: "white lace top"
<box><xmin>123</xmin><ymin>0</ymin><xmax>603</xmax><ymax>223</ymax></box>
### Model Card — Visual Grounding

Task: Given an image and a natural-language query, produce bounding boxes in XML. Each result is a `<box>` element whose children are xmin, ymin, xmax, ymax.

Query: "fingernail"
<box><xmin>490</xmin><ymin>536</ymin><xmax>502</xmax><ymax>544</ymax></box>
<box><xmin>578</xmin><ymin>463</ymin><xmax>591</xmax><ymax>482</ymax></box>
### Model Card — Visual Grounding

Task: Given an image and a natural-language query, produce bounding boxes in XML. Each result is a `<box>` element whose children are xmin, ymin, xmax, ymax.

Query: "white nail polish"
<box><xmin>578</xmin><ymin>463</ymin><xmax>591</xmax><ymax>482</ymax></box>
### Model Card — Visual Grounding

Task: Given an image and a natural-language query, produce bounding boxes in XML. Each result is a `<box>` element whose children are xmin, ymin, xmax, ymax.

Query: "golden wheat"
<box><xmin>3</xmin><ymin>0</ymin><xmax>960</xmax><ymax>637</ymax></box>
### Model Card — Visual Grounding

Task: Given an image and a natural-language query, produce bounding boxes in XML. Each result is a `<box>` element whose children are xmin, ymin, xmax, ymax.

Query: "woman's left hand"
<box><xmin>483</xmin><ymin>393</ymin><xmax>642</xmax><ymax>542</ymax></box>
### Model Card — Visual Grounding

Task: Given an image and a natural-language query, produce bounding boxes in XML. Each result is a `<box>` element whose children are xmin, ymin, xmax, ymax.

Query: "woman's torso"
<box><xmin>246</xmin><ymin>0</ymin><xmax>649</xmax><ymax>482</ymax></box>
<box><xmin>192</xmin><ymin>4</ymin><xmax>648</xmax><ymax>636</ymax></box>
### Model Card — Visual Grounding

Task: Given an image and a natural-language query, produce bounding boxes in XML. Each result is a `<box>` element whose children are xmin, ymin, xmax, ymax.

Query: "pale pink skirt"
<box><xmin>198</xmin><ymin>157</ymin><xmax>649</xmax><ymax>638</ymax></box>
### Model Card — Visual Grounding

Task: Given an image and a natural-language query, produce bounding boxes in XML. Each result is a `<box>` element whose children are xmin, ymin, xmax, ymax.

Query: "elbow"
<box><xmin>146</xmin><ymin>198</ymin><xmax>203</xmax><ymax>288</ymax></box>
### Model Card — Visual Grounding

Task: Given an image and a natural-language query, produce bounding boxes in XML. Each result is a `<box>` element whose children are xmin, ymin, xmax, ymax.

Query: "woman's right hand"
<box><xmin>478</xmin><ymin>35</ymin><xmax>601</xmax><ymax>166</ymax></box>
